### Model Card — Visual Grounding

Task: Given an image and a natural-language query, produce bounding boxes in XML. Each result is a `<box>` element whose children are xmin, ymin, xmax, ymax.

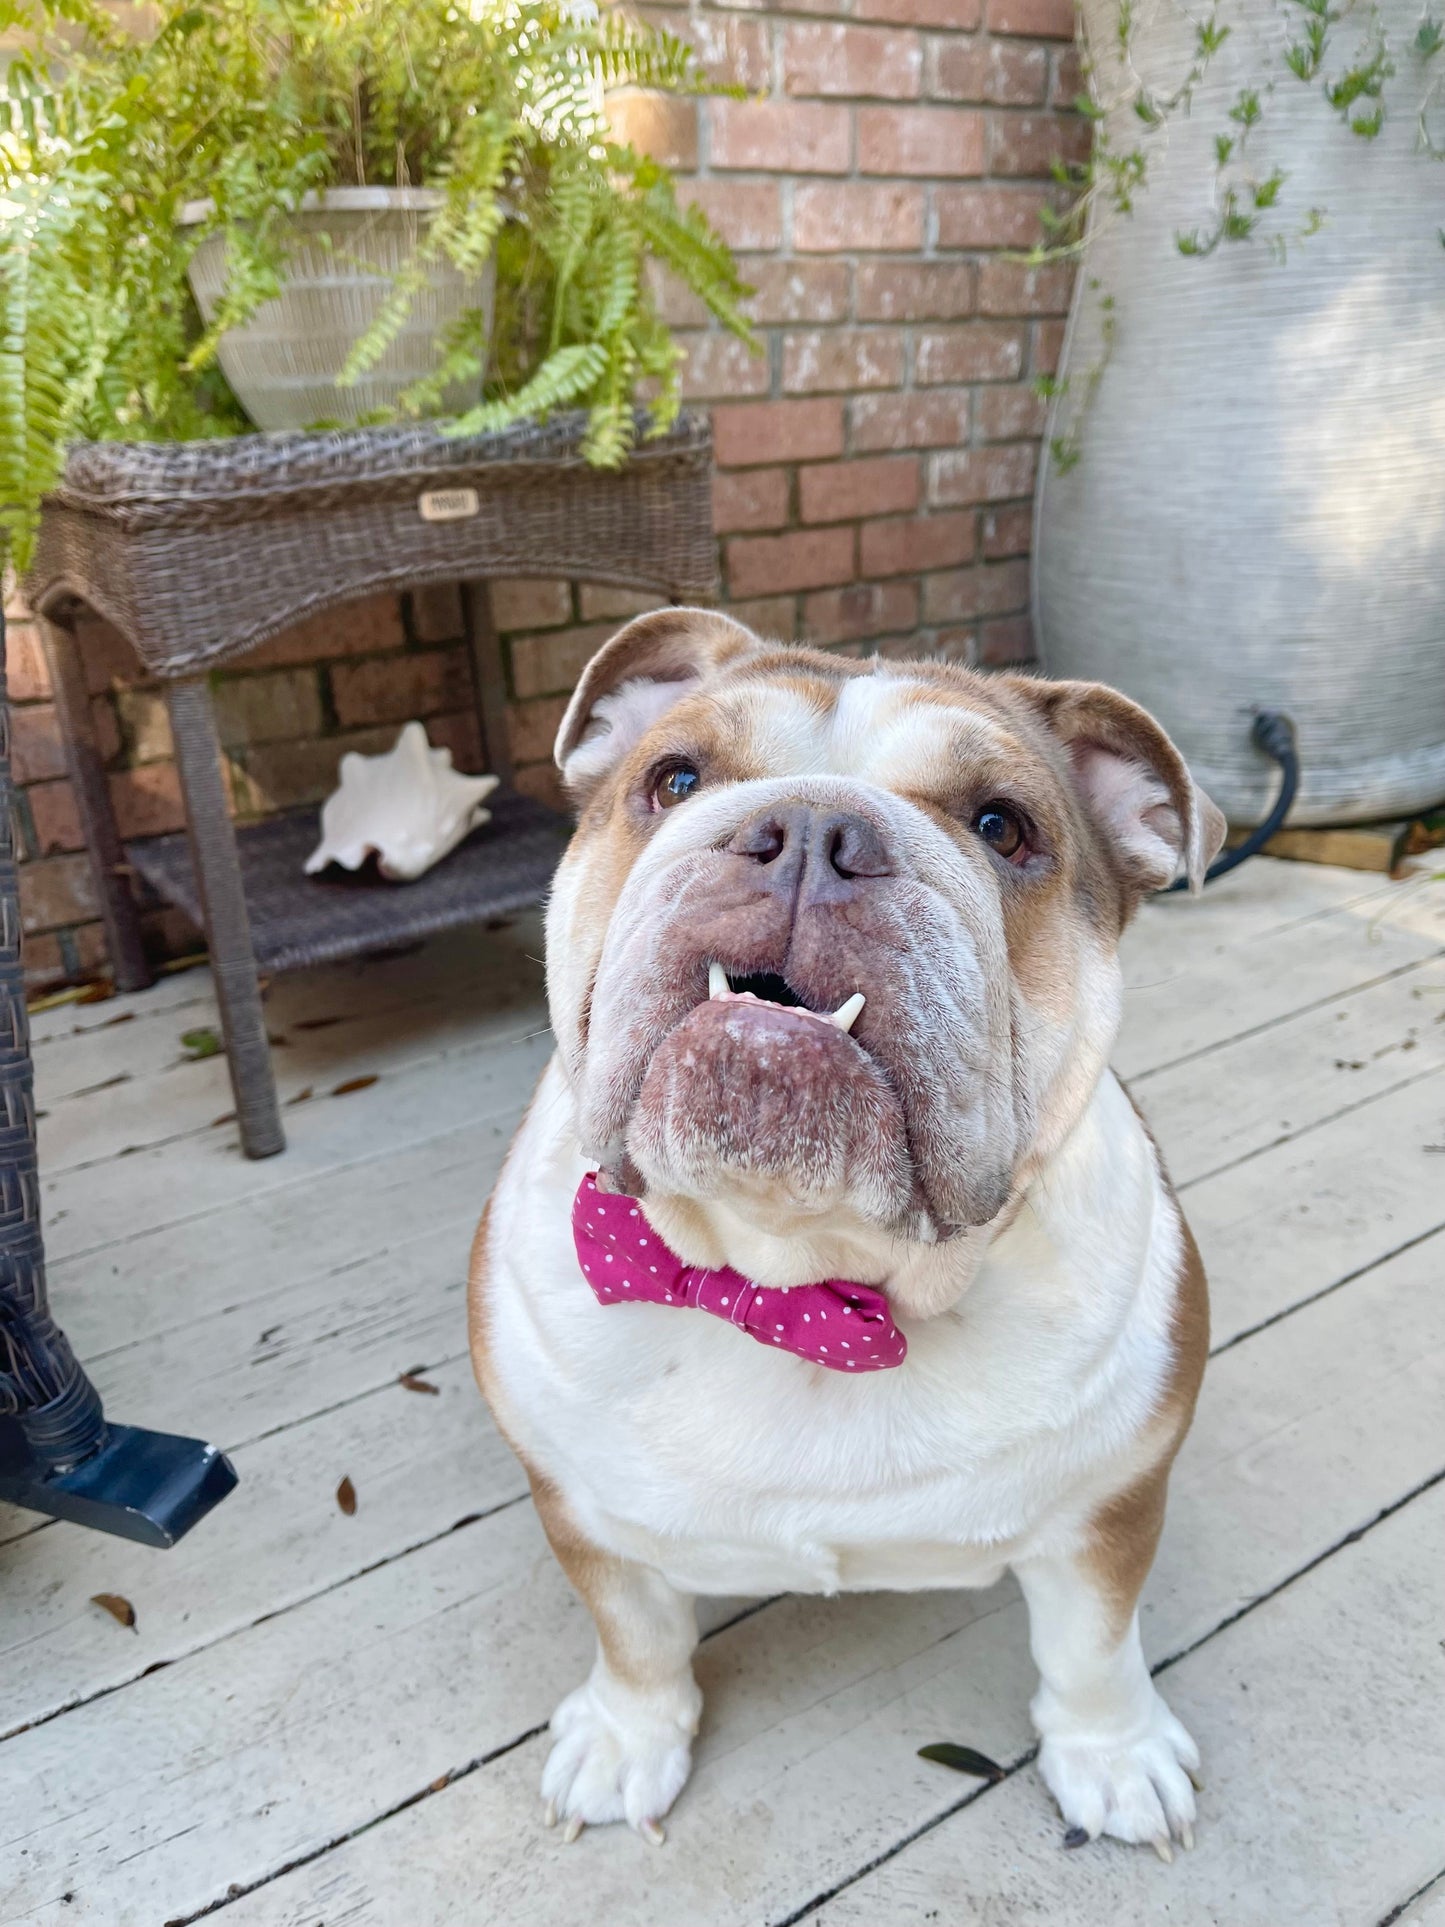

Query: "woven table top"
<box><xmin>27</xmin><ymin>408</ymin><xmax>717</xmax><ymax>676</ymax></box>
<box><xmin>45</xmin><ymin>411</ymin><xmax>712</xmax><ymax>520</ymax></box>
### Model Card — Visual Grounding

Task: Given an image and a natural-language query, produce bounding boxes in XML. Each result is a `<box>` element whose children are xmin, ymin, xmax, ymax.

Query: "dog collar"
<box><xmin>571</xmin><ymin>1174</ymin><xmax>907</xmax><ymax>1372</ymax></box>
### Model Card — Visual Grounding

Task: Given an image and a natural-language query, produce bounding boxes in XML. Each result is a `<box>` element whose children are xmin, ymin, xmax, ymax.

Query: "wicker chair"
<box><xmin>26</xmin><ymin>412</ymin><xmax>716</xmax><ymax>1158</ymax></box>
<box><xmin>0</xmin><ymin>609</ymin><xmax>237</xmax><ymax>1542</ymax></box>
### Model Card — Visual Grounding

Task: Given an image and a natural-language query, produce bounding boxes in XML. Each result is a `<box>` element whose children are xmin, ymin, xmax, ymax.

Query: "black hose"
<box><xmin>1166</xmin><ymin>709</ymin><xmax>1299</xmax><ymax>893</ymax></box>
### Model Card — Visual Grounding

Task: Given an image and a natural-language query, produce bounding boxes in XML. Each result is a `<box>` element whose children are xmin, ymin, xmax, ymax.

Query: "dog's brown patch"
<box><xmin>1083</xmin><ymin>1197</ymin><xmax>1209</xmax><ymax>1635</ymax></box>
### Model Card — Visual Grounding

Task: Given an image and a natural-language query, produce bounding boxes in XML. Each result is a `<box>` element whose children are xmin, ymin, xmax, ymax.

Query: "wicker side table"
<box><xmin>26</xmin><ymin>413</ymin><xmax>716</xmax><ymax>1158</ymax></box>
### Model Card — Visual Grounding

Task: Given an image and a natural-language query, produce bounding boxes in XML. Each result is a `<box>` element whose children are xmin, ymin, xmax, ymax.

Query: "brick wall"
<box><xmin>7</xmin><ymin>0</ymin><xmax>1083</xmax><ymax>989</ymax></box>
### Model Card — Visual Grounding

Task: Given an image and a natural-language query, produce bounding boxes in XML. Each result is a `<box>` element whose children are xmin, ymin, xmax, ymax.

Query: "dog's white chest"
<box><xmin>483</xmin><ymin>1066</ymin><xmax>1180</xmax><ymax>1600</ymax></box>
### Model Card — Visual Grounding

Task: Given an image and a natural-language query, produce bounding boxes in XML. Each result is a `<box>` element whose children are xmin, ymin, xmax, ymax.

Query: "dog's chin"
<box><xmin>622</xmin><ymin>999</ymin><xmax>916</xmax><ymax>1228</ymax></box>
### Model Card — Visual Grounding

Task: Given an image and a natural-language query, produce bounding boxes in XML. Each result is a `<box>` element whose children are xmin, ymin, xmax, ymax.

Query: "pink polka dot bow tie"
<box><xmin>572</xmin><ymin>1174</ymin><xmax>907</xmax><ymax>1372</ymax></box>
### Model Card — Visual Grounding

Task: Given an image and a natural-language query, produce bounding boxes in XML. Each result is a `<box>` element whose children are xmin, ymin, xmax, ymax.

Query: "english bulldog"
<box><xmin>469</xmin><ymin>610</ymin><xmax>1227</xmax><ymax>1860</ymax></box>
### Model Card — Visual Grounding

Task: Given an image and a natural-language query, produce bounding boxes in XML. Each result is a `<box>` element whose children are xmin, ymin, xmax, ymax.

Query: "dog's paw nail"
<box><xmin>562</xmin><ymin>1815</ymin><xmax>584</xmax><ymax>1845</ymax></box>
<box><xmin>639</xmin><ymin>1818</ymin><xmax>666</xmax><ymax>1848</ymax></box>
<box><xmin>1180</xmin><ymin>1821</ymin><xmax>1195</xmax><ymax>1852</ymax></box>
<box><xmin>542</xmin><ymin>1800</ymin><xmax>558</xmax><ymax>1829</ymax></box>
<box><xmin>1061</xmin><ymin>1826</ymin><xmax>1091</xmax><ymax>1851</ymax></box>
<box><xmin>1152</xmin><ymin>1835</ymin><xmax>1174</xmax><ymax>1865</ymax></box>
<box><xmin>1187</xmin><ymin>1766</ymin><xmax>1205</xmax><ymax>1791</ymax></box>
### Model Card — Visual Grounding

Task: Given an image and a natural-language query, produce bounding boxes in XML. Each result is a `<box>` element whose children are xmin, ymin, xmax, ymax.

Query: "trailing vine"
<box><xmin>1028</xmin><ymin>0</ymin><xmax>1445</xmax><ymax>468</ymax></box>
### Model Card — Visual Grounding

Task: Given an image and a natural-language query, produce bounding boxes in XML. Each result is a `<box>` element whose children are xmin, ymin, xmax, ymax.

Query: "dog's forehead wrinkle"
<box><xmin>698</xmin><ymin>667</ymin><xmax>1025</xmax><ymax>788</ymax></box>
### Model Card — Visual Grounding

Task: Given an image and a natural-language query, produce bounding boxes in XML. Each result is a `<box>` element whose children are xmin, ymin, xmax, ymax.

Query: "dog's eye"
<box><xmin>651</xmin><ymin>762</ymin><xmax>702</xmax><ymax>811</ymax></box>
<box><xmin>972</xmin><ymin>801</ymin><xmax>1027</xmax><ymax>860</ymax></box>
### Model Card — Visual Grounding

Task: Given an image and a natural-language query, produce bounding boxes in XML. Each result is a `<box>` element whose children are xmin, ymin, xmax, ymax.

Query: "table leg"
<box><xmin>461</xmin><ymin>579</ymin><xmax>515</xmax><ymax>789</ymax></box>
<box><xmin>41</xmin><ymin>618</ymin><xmax>153</xmax><ymax>992</ymax></box>
<box><xmin>164</xmin><ymin>678</ymin><xmax>284</xmax><ymax>1159</ymax></box>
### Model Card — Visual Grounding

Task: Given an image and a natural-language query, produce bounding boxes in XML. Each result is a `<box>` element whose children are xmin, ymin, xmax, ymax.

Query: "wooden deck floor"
<box><xmin>3</xmin><ymin>855</ymin><xmax>1444</xmax><ymax>1927</ymax></box>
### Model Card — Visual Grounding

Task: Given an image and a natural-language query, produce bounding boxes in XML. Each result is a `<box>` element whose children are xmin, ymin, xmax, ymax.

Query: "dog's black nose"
<box><xmin>727</xmin><ymin>804</ymin><xmax>893</xmax><ymax>901</ymax></box>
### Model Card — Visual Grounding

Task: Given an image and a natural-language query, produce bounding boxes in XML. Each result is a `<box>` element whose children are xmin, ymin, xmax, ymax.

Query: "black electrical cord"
<box><xmin>1165</xmin><ymin>709</ymin><xmax>1299</xmax><ymax>893</ymax></box>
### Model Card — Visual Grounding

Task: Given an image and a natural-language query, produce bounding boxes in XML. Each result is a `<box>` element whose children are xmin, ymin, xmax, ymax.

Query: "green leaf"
<box><xmin>918</xmin><ymin>1743</ymin><xmax>1007</xmax><ymax>1781</ymax></box>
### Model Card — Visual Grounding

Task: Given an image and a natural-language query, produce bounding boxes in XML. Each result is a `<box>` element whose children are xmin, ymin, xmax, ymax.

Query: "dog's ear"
<box><xmin>555</xmin><ymin>606</ymin><xmax>763</xmax><ymax>796</ymax></box>
<box><xmin>1008</xmin><ymin>677</ymin><xmax>1227</xmax><ymax>897</ymax></box>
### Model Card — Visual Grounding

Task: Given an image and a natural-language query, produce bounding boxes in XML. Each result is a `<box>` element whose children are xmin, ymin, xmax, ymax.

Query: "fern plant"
<box><xmin>0</xmin><ymin>0</ymin><xmax>753</xmax><ymax>563</ymax></box>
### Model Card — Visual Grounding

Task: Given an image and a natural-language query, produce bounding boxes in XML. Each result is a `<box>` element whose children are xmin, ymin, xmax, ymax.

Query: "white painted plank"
<box><xmin>1</xmin><ymin>1513</ymin><xmax>743</xmax><ymax>1927</ymax></box>
<box><xmin>1124</xmin><ymin>857</ymin><xmax>1409</xmax><ymax>960</ymax></box>
<box><xmin>811</xmin><ymin>1481</ymin><xmax>1445</xmax><ymax>1927</ymax></box>
<box><xmin>1115</xmin><ymin>874</ymin><xmax>1445</xmax><ymax>1080</ymax></box>
<box><xmin>38</xmin><ymin>1022</ymin><xmax>553</xmax><ymax>1266</ymax></box>
<box><xmin>25</xmin><ymin>963</ymin><xmax>211</xmax><ymax>1048</ymax></box>
<box><xmin>30</xmin><ymin>918</ymin><xmax>545</xmax><ymax>1096</ymax></box>
<box><xmin>1184</xmin><ymin>1063</ymin><xmax>1445</xmax><ymax>1346</ymax></box>
<box><xmin>9</xmin><ymin>1217</ymin><xmax>1442</xmax><ymax>1924</ymax></box>
<box><xmin>81</xmin><ymin>1217</ymin><xmax>476</xmax><ymax>1447</ymax></box>
<box><xmin>1396</xmin><ymin>1877</ymin><xmax>1445</xmax><ymax>1927</ymax></box>
<box><xmin>0</xmin><ymin>1354</ymin><xmax>523</xmax><ymax>1738</ymax></box>
<box><xmin>1134</xmin><ymin>954</ymin><xmax>1445</xmax><ymax>1186</ymax></box>
<box><xmin>45</xmin><ymin>1114</ymin><xmax>499</xmax><ymax>1365</ymax></box>
<box><xmin>35</xmin><ymin>930</ymin><xmax>549</xmax><ymax>1174</ymax></box>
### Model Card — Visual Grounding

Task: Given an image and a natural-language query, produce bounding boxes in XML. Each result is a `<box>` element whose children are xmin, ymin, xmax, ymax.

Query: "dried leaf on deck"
<box><xmin>29</xmin><ymin>978</ymin><xmax>113</xmax><ymax>1014</ymax></box>
<box><xmin>332</xmin><ymin>1075</ymin><xmax>378</xmax><ymax>1096</ymax></box>
<box><xmin>399</xmin><ymin>1371</ymin><xmax>440</xmax><ymax>1396</ymax></box>
<box><xmin>336</xmin><ymin>1476</ymin><xmax>358</xmax><ymax>1515</ymax></box>
<box><xmin>91</xmin><ymin>1592</ymin><xmax>137</xmax><ymax>1630</ymax></box>
<box><xmin>917</xmin><ymin>1741</ymin><xmax>1005</xmax><ymax>1781</ymax></box>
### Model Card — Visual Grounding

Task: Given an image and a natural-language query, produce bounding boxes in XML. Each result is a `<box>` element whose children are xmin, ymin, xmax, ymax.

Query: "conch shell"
<box><xmin>305</xmin><ymin>721</ymin><xmax>499</xmax><ymax>882</ymax></box>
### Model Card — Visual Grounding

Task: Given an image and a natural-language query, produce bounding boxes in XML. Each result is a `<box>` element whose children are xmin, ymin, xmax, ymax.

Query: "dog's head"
<box><xmin>544</xmin><ymin>610</ymin><xmax>1224</xmax><ymax>1247</ymax></box>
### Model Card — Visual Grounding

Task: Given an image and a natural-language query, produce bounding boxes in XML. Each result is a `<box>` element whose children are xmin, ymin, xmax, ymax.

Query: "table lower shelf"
<box><xmin>128</xmin><ymin>791</ymin><xmax>570</xmax><ymax>976</ymax></box>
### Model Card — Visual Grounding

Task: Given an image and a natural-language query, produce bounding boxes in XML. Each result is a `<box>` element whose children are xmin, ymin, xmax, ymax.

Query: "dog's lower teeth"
<box><xmin>831</xmin><ymin>992</ymin><xmax>865</xmax><ymax>1034</ymax></box>
<box><xmin>707</xmin><ymin>964</ymin><xmax>866</xmax><ymax>1032</ymax></box>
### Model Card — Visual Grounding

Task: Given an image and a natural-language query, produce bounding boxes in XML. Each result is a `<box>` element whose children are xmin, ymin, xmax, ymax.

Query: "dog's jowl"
<box><xmin>469</xmin><ymin>611</ymin><xmax>1226</xmax><ymax>1856</ymax></box>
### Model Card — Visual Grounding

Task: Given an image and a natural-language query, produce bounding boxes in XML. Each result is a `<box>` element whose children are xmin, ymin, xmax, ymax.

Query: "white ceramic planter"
<box><xmin>181</xmin><ymin>187</ymin><xmax>495</xmax><ymax>432</ymax></box>
<box><xmin>1034</xmin><ymin>0</ymin><xmax>1445</xmax><ymax>825</ymax></box>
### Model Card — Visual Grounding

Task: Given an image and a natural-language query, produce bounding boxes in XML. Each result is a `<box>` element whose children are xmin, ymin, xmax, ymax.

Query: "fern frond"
<box><xmin>449</xmin><ymin>339</ymin><xmax>607</xmax><ymax>435</ymax></box>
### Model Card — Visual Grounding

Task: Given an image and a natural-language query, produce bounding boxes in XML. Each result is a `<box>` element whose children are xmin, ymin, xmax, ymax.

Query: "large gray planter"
<box><xmin>1034</xmin><ymin>0</ymin><xmax>1445</xmax><ymax>825</ymax></box>
<box><xmin>182</xmin><ymin>187</ymin><xmax>495</xmax><ymax>433</ymax></box>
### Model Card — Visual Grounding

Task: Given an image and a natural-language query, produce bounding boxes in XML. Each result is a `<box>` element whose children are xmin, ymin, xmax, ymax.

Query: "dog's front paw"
<box><xmin>541</xmin><ymin>1668</ymin><xmax>701</xmax><ymax>1845</ymax></box>
<box><xmin>1036</xmin><ymin>1687</ymin><xmax>1200</xmax><ymax>1859</ymax></box>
